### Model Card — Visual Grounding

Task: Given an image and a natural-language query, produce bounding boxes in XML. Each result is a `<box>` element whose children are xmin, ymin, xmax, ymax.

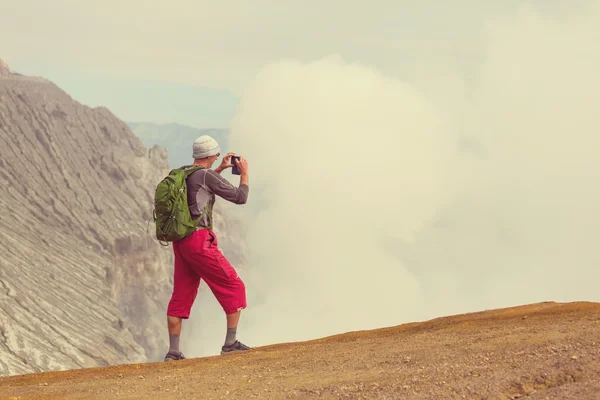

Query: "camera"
<box><xmin>231</xmin><ymin>155</ymin><xmax>241</xmax><ymax>175</ymax></box>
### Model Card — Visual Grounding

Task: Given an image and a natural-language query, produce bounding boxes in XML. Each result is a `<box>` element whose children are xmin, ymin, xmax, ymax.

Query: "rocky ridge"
<box><xmin>0</xmin><ymin>59</ymin><xmax>247</xmax><ymax>376</ymax></box>
<box><xmin>128</xmin><ymin>122</ymin><xmax>228</xmax><ymax>169</ymax></box>
<box><xmin>0</xmin><ymin>58</ymin><xmax>11</xmax><ymax>74</ymax></box>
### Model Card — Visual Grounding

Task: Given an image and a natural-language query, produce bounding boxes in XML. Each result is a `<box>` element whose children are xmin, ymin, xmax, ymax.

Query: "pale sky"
<box><xmin>1</xmin><ymin>0</ymin><xmax>586</xmax><ymax>127</ymax></box>
<box><xmin>2</xmin><ymin>0</ymin><xmax>600</xmax><ymax>356</ymax></box>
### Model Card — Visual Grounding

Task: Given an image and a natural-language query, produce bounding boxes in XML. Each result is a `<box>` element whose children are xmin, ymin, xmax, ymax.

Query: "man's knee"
<box><xmin>167</xmin><ymin>300</ymin><xmax>192</xmax><ymax>320</ymax></box>
<box><xmin>167</xmin><ymin>284</ymin><xmax>200</xmax><ymax>319</ymax></box>
<box><xmin>219</xmin><ymin>278</ymin><xmax>247</xmax><ymax>314</ymax></box>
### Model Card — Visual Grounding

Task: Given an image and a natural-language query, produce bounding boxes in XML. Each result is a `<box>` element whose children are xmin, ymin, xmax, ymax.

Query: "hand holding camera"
<box><xmin>230</xmin><ymin>155</ymin><xmax>248</xmax><ymax>176</ymax></box>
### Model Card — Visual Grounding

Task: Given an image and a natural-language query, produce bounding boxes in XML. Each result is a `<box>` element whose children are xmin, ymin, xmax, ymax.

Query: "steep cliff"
<box><xmin>0</xmin><ymin>59</ymin><xmax>246</xmax><ymax>376</ymax></box>
<box><xmin>0</xmin><ymin>59</ymin><xmax>11</xmax><ymax>74</ymax></box>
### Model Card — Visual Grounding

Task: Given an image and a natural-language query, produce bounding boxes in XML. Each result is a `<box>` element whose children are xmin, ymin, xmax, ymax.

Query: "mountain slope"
<box><xmin>0</xmin><ymin>301</ymin><xmax>598</xmax><ymax>399</ymax></box>
<box><xmin>0</xmin><ymin>63</ymin><xmax>171</xmax><ymax>376</ymax></box>
<box><xmin>0</xmin><ymin>60</ymin><xmax>246</xmax><ymax>376</ymax></box>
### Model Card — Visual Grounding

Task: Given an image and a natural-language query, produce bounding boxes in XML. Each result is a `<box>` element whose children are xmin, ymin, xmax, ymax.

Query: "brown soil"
<box><xmin>1</xmin><ymin>301</ymin><xmax>599</xmax><ymax>400</ymax></box>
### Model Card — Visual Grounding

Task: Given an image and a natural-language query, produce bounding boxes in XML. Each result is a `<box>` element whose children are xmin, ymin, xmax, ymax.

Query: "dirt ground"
<box><xmin>1</xmin><ymin>301</ymin><xmax>599</xmax><ymax>400</ymax></box>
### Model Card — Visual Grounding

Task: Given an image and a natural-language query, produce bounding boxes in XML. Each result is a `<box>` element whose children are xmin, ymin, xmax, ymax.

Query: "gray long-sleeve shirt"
<box><xmin>185</xmin><ymin>167</ymin><xmax>249</xmax><ymax>228</ymax></box>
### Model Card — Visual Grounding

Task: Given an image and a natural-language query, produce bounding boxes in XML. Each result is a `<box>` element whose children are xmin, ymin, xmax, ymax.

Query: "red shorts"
<box><xmin>167</xmin><ymin>229</ymin><xmax>246</xmax><ymax>318</ymax></box>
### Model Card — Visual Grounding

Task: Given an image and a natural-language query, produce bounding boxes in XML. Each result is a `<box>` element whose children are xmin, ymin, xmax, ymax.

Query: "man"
<box><xmin>164</xmin><ymin>135</ymin><xmax>251</xmax><ymax>361</ymax></box>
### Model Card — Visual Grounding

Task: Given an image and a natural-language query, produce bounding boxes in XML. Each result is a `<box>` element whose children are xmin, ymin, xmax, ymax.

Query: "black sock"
<box><xmin>225</xmin><ymin>328</ymin><xmax>237</xmax><ymax>346</ymax></box>
<box><xmin>169</xmin><ymin>335</ymin><xmax>180</xmax><ymax>353</ymax></box>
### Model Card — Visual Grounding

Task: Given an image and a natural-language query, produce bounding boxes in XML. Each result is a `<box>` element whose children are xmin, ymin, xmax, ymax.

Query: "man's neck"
<box><xmin>193</xmin><ymin>159</ymin><xmax>212</xmax><ymax>169</ymax></box>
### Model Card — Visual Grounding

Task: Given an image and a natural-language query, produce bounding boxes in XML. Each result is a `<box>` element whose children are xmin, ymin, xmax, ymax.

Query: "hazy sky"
<box><xmin>2</xmin><ymin>1</ymin><xmax>600</xmax><ymax>357</ymax></box>
<box><xmin>113</xmin><ymin>0</ymin><xmax>600</xmax><ymax>356</ymax></box>
<box><xmin>1</xmin><ymin>0</ymin><xmax>587</xmax><ymax>127</ymax></box>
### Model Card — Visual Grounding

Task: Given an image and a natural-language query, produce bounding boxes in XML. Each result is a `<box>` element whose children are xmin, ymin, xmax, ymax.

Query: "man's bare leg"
<box><xmin>168</xmin><ymin>315</ymin><xmax>183</xmax><ymax>335</ymax></box>
<box><xmin>221</xmin><ymin>310</ymin><xmax>251</xmax><ymax>353</ymax></box>
<box><xmin>226</xmin><ymin>311</ymin><xmax>240</xmax><ymax>329</ymax></box>
<box><xmin>225</xmin><ymin>311</ymin><xmax>240</xmax><ymax>346</ymax></box>
<box><xmin>165</xmin><ymin>315</ymin><xmax>184</xmax><ymax>360</ymax></box>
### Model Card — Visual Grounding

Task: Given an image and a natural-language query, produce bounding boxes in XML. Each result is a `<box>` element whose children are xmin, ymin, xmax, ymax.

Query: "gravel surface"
<box><xmin>1</xmin><ymin>301</ymin><xmax>599</xmax><ymax>400</ymax></box>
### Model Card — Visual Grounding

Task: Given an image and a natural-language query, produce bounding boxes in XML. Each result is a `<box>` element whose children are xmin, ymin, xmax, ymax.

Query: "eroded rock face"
<box><xmin>0</xmin><ymin>59</ymin><xmax>11</xmax><ymax>75</ymax></box>
<box><xmin>0</xmin><ymin>68</ymin><xmax>247</xmax><ymax>375</ymax></box>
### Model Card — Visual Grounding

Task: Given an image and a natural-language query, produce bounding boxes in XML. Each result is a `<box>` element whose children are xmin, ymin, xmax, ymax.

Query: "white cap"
<box><xmin>192</xmin><ymin>135</ymin><xmax>220</xmax><ymax>159</ymax></box>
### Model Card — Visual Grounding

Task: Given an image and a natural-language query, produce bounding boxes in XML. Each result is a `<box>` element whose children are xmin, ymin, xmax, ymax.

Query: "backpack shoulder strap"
<box><xmin>181</xmin><ymin>165</ymin><xmax>205</xmax><ymax>178</ymax></box>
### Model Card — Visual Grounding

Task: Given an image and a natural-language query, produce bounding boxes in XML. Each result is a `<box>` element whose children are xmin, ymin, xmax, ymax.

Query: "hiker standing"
<box><xmin>163</xmin><ymin>135</ymin><xmax>251</xmax><ymax>361</ymax></box>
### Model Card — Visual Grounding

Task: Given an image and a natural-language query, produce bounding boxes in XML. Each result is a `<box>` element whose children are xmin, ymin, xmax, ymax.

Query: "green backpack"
<box><xmin>151</xmin><ymin>165</ymin><xmax>211</xmax><ymax>244</ymax></box>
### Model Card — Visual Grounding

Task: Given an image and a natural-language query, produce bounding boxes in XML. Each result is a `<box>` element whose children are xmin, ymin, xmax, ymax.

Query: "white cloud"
<box><xmin>227</xmin><ymin>56</ymin><xmax>460</xmax><ymax>342</ymax></box>
<box><xmin>180</xmin><ymin>0</ymin><xmax>600</xmax><ymax>355</ymax></box>
<box><xmin>4</xmin><ymin>0</ymin><xmax>598</xmax><ymax>357</ymax></box>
